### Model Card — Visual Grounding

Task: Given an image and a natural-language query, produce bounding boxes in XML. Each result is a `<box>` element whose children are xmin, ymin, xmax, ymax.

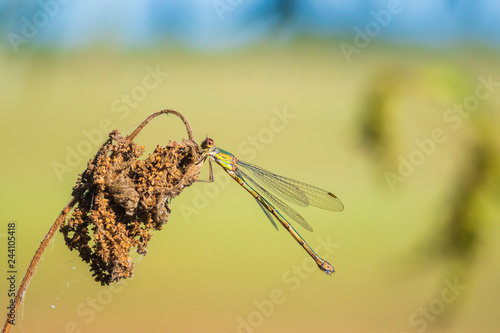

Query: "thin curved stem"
<box><xmin>2</xmin><ymin>109</ymin><xmax>195</xmax><ymax>332</ymax></box>
<box><xmin>127</xmin><ymin>109</ymin><xmax>195</xmax><ymax>142</ymax></box>
<box><xmin>2</xmin><ymin>197</ymin><xmax>77</xmax><ymax>333</ymax></box>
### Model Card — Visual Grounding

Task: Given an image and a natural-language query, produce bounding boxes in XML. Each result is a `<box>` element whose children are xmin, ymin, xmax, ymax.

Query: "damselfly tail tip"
<box><xmin>318</xmin><ymin>260</ymin><xmax>335</xmax><ymax>275</ymax></box>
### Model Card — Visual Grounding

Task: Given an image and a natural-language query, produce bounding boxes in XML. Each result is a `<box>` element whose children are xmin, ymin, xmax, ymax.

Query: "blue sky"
<box><xmin>2</xmin><ymin>0</ymin><xmax>500</xmax><ymax>50</ymax></box>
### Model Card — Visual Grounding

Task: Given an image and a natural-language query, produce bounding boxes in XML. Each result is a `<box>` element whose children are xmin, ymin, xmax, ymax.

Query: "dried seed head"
<box><xmin>60</xmin><ymin>127</ymin><xmax>203</xmax><ymax>285</ymax></box>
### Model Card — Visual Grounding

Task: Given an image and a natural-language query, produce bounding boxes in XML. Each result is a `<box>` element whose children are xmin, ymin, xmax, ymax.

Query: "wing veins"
<box><xmin>237</xmin><ymin>168</ymin><xmax>313</xmax><ymax>232</ymax></box>
<box><xmin>238</xmin><ymin>160</ymin><xmax>344</xmax><ymax>212</ymax></box>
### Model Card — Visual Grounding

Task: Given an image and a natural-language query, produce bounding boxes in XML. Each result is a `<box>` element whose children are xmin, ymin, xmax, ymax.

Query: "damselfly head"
<box><xmin>201</xmin><ymin>137</ymin><xmax>214</xmax><ymax>150</ymax></box>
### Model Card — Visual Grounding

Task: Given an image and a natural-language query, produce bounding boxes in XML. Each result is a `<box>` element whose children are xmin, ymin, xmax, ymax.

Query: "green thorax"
<box><xmin>212</xmin><ymin>147</ymin><xmax>237</xmax><ymax>171</ymax></box>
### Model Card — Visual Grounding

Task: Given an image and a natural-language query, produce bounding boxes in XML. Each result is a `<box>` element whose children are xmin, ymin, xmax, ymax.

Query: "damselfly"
<box><xmin>200</xmin><ymin>138</ymin><xmax>344</xmax><ymax>275</ymax></box>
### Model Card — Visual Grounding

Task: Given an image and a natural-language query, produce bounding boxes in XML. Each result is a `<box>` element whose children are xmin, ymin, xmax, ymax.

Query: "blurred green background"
<box><xmin>1</xmin><ymin>2</ymin><xmax>500</xmax><ymax>333</ymax></box>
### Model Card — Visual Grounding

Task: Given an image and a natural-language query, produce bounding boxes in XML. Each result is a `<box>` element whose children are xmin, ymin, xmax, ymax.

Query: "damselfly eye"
<box><xmin>201</xmin><ymin>138</ymin><xmax>214</xmax><ymax>149</ymax></box>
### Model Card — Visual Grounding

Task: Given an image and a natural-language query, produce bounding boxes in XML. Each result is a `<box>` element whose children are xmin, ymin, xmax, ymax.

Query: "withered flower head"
<box><xmin>60</xmin><ymin>112</ymin><xmax>203</xmax><ymax>285</ymax></box>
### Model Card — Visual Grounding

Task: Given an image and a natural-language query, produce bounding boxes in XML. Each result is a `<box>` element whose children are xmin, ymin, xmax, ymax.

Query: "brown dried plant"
<box><xmin>3</xmin><ymin>110</ymin><xmax>204</xmax><ymax>333</ymax></box>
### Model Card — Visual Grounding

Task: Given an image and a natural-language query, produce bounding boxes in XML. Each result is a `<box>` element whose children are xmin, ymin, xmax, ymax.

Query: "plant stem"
<box><xmin>2</xmin><ymin>197</ymin><xmax>77</xmax><ymax>333</ymax></box>
<box><xmin>127</xmin><ymin>109</ymin><xmax>195</xmax><ymax>141</ymax></box>
<box><xmin>2</xmin><ymin>109</ymin><xmax>197</xmax><ymax>332</ymax></box>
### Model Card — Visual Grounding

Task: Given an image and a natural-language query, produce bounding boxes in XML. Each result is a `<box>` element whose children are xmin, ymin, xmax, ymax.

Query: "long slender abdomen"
<box><xmin>223</xmin><ymin>168</ymin><xmax>335</xmax><ymax>275</ymax></box>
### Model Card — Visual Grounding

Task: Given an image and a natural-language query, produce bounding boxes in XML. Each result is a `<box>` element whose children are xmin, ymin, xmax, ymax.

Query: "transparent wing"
<box><xmin>236</xmin><ymin>168</ymin><xmax>313</xmax><ymax>232</ymax></box>
<box><xmin>254</xmin><ymin>198</ymin><xmax>278</xmax><ymax>231</ymax></box>
<box><xmin>237</xmin><ymin>160</ymin><xmax>344</xmax><ymax>212</ymax></box>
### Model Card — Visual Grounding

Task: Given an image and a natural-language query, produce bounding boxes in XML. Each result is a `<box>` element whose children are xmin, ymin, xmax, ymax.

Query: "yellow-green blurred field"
<box><xmin>1</xmin><ymin>41</ymin><xmax>499</xmax><ymax>333</ymax></box>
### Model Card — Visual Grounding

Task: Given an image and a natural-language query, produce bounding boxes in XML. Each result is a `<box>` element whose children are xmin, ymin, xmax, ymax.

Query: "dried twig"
<box><xmin>2</xmin><ymin>109</ymin><xmax>202</xmax><ymax>333</ymax></box>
